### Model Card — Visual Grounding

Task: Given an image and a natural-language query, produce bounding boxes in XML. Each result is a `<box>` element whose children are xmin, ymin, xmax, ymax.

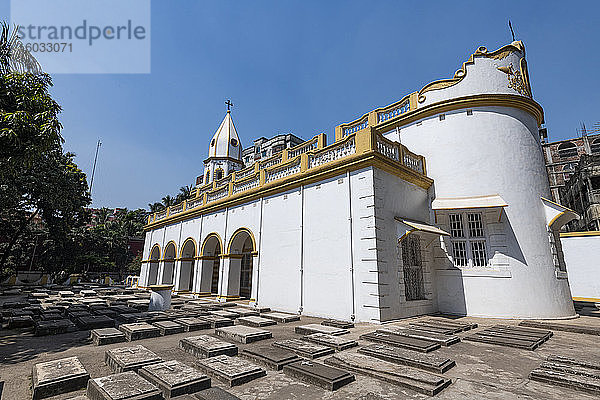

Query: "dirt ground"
<box><xmin>1</xmin><ymin>296</ymin><xmax>599</xmax><ymax>400</ymax></box>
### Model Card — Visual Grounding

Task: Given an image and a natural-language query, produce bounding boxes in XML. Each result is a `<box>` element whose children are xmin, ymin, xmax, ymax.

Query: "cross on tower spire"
<box><xmin>225</xmin><ymin>99</ymin><xmax>234</xmax><ymax>112</ymax></box>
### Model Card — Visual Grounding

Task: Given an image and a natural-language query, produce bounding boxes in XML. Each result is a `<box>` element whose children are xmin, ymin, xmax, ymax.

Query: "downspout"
<box><xmin>347</xmin><ymin>170</ymin><xmax>356</xmax><ymax>322</ymax></box>
<box><xmin>299</xmin><ymin>185</ymin><xmax>305</xmax><ymax>314</ymax></box>
<box><xmin>255</xmin><ymin>197</ymin><xmax>264</xmax><ymax>307</ymax></box>
<box><xmin>220</xmin><ymin>207</ymin><xmax>229</xmax><ymax>298</ymax></box>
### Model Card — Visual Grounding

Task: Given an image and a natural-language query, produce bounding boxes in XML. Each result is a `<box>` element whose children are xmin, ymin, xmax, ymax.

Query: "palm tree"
<box><xmin>175</xmin><ymin>185</ymin><xmax>193</xmax><ymax>203</ymax></box>
<box><xmin>148</xmin><ymin>202</ymin><xmax>165</xmax><ymax>213</ymax></box>
<box><xmin>161</xmin><ymin>195</ymin><xmax>175</xmax><ymax>208</ymax></box>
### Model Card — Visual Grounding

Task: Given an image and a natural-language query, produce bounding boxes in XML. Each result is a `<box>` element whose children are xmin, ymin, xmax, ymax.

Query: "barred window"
<box><xmin>449</xmin><ymin>214</ymin><xmax>464</xmax><ymax>237</ymax></box>
<box><xmin>448</xmin><ymin>211</ymin><xmax>489</xmax><ymax>267</ymax></box>
<box><xmin>467</xmin><ymin>213</ymin><xmax>485</xmax><ymax>238</ymax></box>
<box><xmin>471</xmin><ymin>241</ymin><xmax>487</xmax><ymax>267</ymax></box>
<box><xmin>401</xmin><ymin>236</ymin><xmax>426</xmax><ymax>301</ymax></box>
<box><xmin>452</xmin><ymin>241</ymin><xmax>468</xmax><ymax>266</ymax></box>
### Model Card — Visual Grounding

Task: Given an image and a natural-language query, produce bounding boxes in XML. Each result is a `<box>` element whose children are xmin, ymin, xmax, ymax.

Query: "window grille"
<box><xmin>467</xmin><ymin>213</ymin><xmax>485</xmax><ymax>237</ymax></box>
<box><xmin>470</xmin><ymin>241</ymin><xmax>487</xmax><ymax>267</ymax></box>
<box><xmin>401</xmin><ymin>236</ymin><xmax>426</xmax><ymax>301</ymax></box>
<box><xmin>449</xmin><ymin>214</ymin><xmax>464</xmax><ymax>237</ymax></box>
<box><xmin>448</xmin><ymin>212</ymin><xmax>489</xmax><ymax>267</ymax></box>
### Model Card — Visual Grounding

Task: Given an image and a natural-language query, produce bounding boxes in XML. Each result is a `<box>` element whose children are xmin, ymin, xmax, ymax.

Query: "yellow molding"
<box><xmin>560</xmin><ymin>231</ymin><xmax>600</xmax><ymax>238</ymax></box>
<box><xmin>179</xmin><ymin>237</ymin><xmax>197</xmax><ymax>258</ymax></box>
<box><xmin>572</xmin><ymin>296</ymin><xmax>600</xmax><ymax>302</ymax></box>
<box><xmin>145</xmin><ymin>150</ymin><xmax>433</xmax><ymax>231</ymax></box>
<box><xmin>227</xmin><ymin>227</ymin><xmax>257</xmax><ymax>254</ymax></box>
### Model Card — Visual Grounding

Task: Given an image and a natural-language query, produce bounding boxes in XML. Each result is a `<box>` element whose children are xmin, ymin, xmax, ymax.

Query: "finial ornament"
<box><xmin>225</xmin><ymin>99</ymin><xmax>234</xmax><ymax>112</ymax></box>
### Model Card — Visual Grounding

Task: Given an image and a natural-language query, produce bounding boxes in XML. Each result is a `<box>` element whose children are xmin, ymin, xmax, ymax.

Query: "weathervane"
<box><xmin>225</xmin><ymin>99</ymin><xmax>234</xmax><ymax>112</ymax></box>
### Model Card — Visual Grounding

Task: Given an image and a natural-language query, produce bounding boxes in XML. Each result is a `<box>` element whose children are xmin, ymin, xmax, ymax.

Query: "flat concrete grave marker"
<box><xmin>358</xmin><ymin>343</ymin><xmax>455</xmax><ymax>373</ymax></box>
<box><xmin>104</xmin><ymin>345</ymin><xmax>162</xmax><ymax>373</ymax></box>
<box><xmin>195</xmin><ymin>355</ymin><xmax>266</xmax><ymax>387</ymax></box>
<box><xmin>302</xmin><ymin>333</ymin><xmax>358</xmax><ymax>351</ymax></box>
<box><xmin>173</xmin><ymin>317</ymin><xmax>210</xmax><ymax>332</ymax></box>
<box><xmin>407</xmin><ymin>322</ymin><xmax>456</xmax><ymax>335</ymax></box>
<box><xmin>152</xmin><ymin>320</ymin><xmax>185</xmax><ymax>335</ymax></box>
<box><xmin>283</xmin><ymin>359</ymin><xmax>355</xmax><ymax>391</ymax></box>
<box><xmin>273</xmin><ymin>338</ymin><xmax>335</xmax><ymax>359</ymax></box>
<box><xmin>76</xmin><ymin>315</ymin><xmax>115</xmax><ymax>330</ymax></box>
<box><xmin>238</xmin><ymin>304</ymin><xmax>271</xmax><ymax>313</ymax></box>
<box><xmin>547</xmin><ymin>354</ymin><xmax>600</xmax><ymax>371</ymax></box>
<box><xmin>425</xmin><ymin>318</ymin><xmax>478</xmax><ymax>331</ymax></box>
<box><xmin>91</xmin><ymin>328</ymin><xmax>126</xmax><ymax>346</ymax></box>
<box><xmin>80</xmin><ymin>289</ymin><xmax>97</xmax><ymax>297</ymax></box>
<box><xmin>530</xmin><ymin>365</ymin><xmax>600</xmax><ymax>395</ymax></box>
<box><xmin>360</xmin><ymin>331</ymin><xmax>440</xmax><ymax>353</ymax></box>
<box><xmin>236</xmin><ymin>316</ymin><xmax>276</xmax><ymax>327</ymax></box>
<box><xmin>377</xmin><ymin>326</ymin><xmax>460</xmax><ymax>347</ymax></box>
<box><xmin>227</xmin><ymin>307</ymin><xmax>259</xmax><ymax>317</ymax></box>
<box><xmin>198</xmin><ymin>315</ymin><xmax>234</xmax><ymax>328</ymax></box>
<box><xmin>464</xmin><ymin>325</ymin><xmax>552</xmax><ymax>351</ymax></box>
<box><xmin>138</xmin><ymin>360</ymin><xmax>210</xmax><ymax>398</ymax></box>
<box><xmin>32</xmin><ymin>356</ymin><xmax>89</xmax><ymax>400</ymax></box>
<box><xmin>195</xmin><ymin>386</ymin><xmax>241</xmax><ymax>400</ymax></box>
<box><xmin>260</xmin><ymin>312</ymin><xmax>300</xmax><ymax>323</ymax></box>
<box><xmin>58</xmin><ymin>290</ymin><xmax>75</xmax><ymax>298</ymax></box>
<box><xmin>295</xmin><ymin>324</ymin><xmax>348</xmax><ymax>336</ymax></box>
<box><xmin>209</xmin><ymin>310</ymin><xmax>239</xmax><ymax>319</ymax></box>
<box><xmin>119</xmin><ymin>322</ymin><xmax>160</xmax><ymax>341</ymax></box>
<box><xmin>215</xmin><ymin>325</ymin><xmax>272</xmax><ymax>344</ymax></box>
<box><xmin>86</xmin><ymin>371</ymin><xmax>161</xmax><ymax>400</ymax></box>
<box><xmin>179</xmin><ymin>335</ymin><xmax>238</xmax><ymax>358</ymax></box>
<box><xmin>321</xmin><ymin>319</ymin><xmax>354</xmax><ymax>329</ymax></box>
<box><xmin>35</xmin><ymin>319</ymin><xmax>78</xmax><ymax>336</ymax></box>
<box><xmin>520</xmin><ymin>320</ymin><xmax>600</xmax><ymax>336</ymax></box>
<box><xmin>240</xmin><ymin>345</ymin><xmax>301</xmax><ymax>370</ymax></box>
<box><xmin>325</xmin><ymin>352</ymin><xmax>451</xmax><ymax>396</ymax></box>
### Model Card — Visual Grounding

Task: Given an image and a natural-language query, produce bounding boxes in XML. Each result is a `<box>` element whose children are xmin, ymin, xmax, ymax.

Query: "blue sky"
<box><xmin>3</xmin><ymin>1</ymin><xmax>600</xmax><ymax>209</ymax></box>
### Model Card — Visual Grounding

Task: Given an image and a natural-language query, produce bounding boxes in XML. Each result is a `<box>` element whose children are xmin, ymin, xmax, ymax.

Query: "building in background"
<box><xmin>542</xmin><ymin>133</ymin><xmax>600</xmax><ymax>204</ymax></box>
<box><xmin>241</xmin><ymin>133</ymin><xmax>305</xmax><ymax>166</ymax></box>
<box><xmin>560</xmin><ymin>154</ymin><xmax>600</xmax><ymax>231</ymax></box>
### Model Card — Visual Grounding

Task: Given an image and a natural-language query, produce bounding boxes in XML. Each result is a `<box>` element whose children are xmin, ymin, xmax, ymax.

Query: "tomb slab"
<box><xmin>215</xmin><ymin>325</ymin><xmax>272</xmax><ymax>344</ymax></box>
<box><xmin>236</xmin><ymin>316</ymin><xmax>277</xmax><ymax>327</ymax></box>
<box><xmin>32</xmin><ymin>356</ymin><xmax>89</xmax><ymax>400</ymax></box>
<box><xmin>302</xmin><ymin>333</ymin><xmax>358</xmax><ymax>351</ymax></box>
<box><xmin>179</xmin><ymin>335</ymin><xmax>238</xmax><ymax>358</ymax></box>
<box><xmin>295</xmin><ymin>324</ymin><xmax>348</xmax><ymax>336</ymax></box>
<box><xmin>195</xmin><ymin>355</ymin><xmax>266</xmax><ymax>387</ymax></box>
<box><xmin>91</xmin><ymin>328</ymin><xmax>127</xmax><ymax>346</ymax></box>
<box><xmin>86</xmin><ymin>371</ymin><xmax>162</xmax><ymax>400</ymax></box>
<box><xmin>119</xmin><ymin>322</ymin><xmax>160</xmax><ymax>341</ymax></box>
<box><xmin>174</xmin><ymin>317</ymin><xmax>211</xmax><ymax>332</ymax></box>
<box><xmin>273</xmin><ymin>339</ymin><xmax>335</xmax><ymax>359</ymax></box>
<box><xmin>260</xmin><ymin>312</ymin><xmax>300</xmax><ymax>323</ymax></box>
<box><xmin>152</xmin><ymin>320</ymin><xmax>185</xmax><ymax>335</ymax></box>
<box><xmin>104</xmin><ymin>345</ymin><xmax>162</xmax><ymax>373</ymax></box>
<box><xmin>138</xmin><ymin>360</ymin><xmax>211</xmax><ymax>399</ymax></box>
<box><xmin>283</xmin><ymin>359</ymin><xmax>355</xmax><ymax>391</ymax></box>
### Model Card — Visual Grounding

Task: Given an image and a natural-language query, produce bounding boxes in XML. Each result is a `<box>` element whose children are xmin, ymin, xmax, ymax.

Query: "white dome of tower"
<box><xmin>208</xmin><ymin>110</ymin><xmax>242</xmax><ymax>161</ymax></box>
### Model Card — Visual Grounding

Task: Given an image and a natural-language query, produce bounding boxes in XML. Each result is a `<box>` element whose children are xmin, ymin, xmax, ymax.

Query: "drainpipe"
<box><xmin>255</xmin><ymin>197</ymin><xmax>264</xmax><ymax>307</ymax></box>
<box><xmin>347</xmin><ymin>171</ymin><xmax>356</xmax><ymax>322</ymax></box>
<box><xmin>299</xmin><ymin>185</ymin><xmax>305</xmax><ymax>315</ymax></box>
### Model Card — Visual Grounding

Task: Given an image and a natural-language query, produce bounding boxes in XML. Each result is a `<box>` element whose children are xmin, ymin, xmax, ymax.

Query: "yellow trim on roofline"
<box><xmin>560</xmin><ymin>231</ymin><xmax>600</xmax><ymax>238</ymax></box>
<box><xmin>541</xmin><ymin>197</ymin><xmax>577</xmax><ymax>214</ymax></box>
<box><xmin>572</xmin><ymin>296</ymin><xmax>600</xmax><ymax>302</ymax></box>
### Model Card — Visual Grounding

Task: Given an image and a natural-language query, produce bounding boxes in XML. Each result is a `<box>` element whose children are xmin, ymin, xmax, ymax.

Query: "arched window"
<box><xmin>557</xmin><ymin>142</ymin><xmax>578</xmax><ymax>158</ymax></box>
<box><xmin>215</xmin><ymin>168</ymin><xmax>224</xmax><ymax>180</ymax></box>
<box><xmin>205</xmin><ymin>171</ymin><xmax>210</xmax><ymax>183</ymax></box>
<box><xmin>591</xmin><ymin>138</ymin><xmax>600</xmax><ymax>154</ymax></box>
<box><xmin>562</xmin><ymin>162</ymin><xmax>577</xmax><ymax>181</ymax></box>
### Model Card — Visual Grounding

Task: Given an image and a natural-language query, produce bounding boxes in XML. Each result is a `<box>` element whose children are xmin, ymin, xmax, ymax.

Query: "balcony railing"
<box><xmin>147</xmin><ymin>129</ymin><xmax>427</xmax><ymax>225</ymax></box>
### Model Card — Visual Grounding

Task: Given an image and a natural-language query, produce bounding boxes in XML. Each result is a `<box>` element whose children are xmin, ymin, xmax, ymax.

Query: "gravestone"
<box><xmin>80</xmin><ymin>289</ymin><xmax>97</xmax><ymax>297</ymax></box>
<box><xmin>360</xmin><ymin>332</ymin><xmax>440</xmax><ymax>353</ymax></box>
<box><xmin>32</xmin><ymin>356</ymin><xmax>89</xmax><ymax>400</ymax></box>
<box><xmin>260</xmin><ymin>312</ymin><xmax>300</xmax><ymax>323</ymax></box>
<box><xmin>76</xmin><ymin>315</ymin><xmax>115</xmax><ymax>330</ymax></box>
<box><xmin>94</xmin><ymin>309</ymin><xmax>118</xmax><ymax>319</ymax></box>
<box><xmin>240</xmin><ymin>345</ymin><xmax>301</xmax><ymax>370</ymax></box>
<box><xmin>179</xmin><ymin>335</ymin><xmax>238</xmax><ymax>358</ymax></box>
<box><xmin>174</xmin><ymin>317</ymin><xmax>211</xmax><ymax>332</ymax></box>
<box><xmin>58</xmin><ymin>291</ymin><xmax>75</xmax><ymax>298</ymax></box>
<box><xmin>91</xmin><ymin>328</ymin><xmax>127</xmax><ymax>346</ymax></box>
<box><xmin>227</xmin><ymin>307</ymin><xmax>259</xmax><ymax>317</ymax></box>
<box><xmin>239</xmin><ymin>304</ymin><xmax>271</xmax><ymax>313</ymax></box>
<box><xmin>295</xmin><ymin>324</ymin><xmax>349</xmax><ymax>336</ymax></box>
<box><xmin>119</xmin><ymin>322</ymin><xmax>160</xmax><ymax>341</ymax></box>
<box><xmin>6</xmin><ymin>315</ymin><xmax>35</xmax><ymax>329</ymax></box>
<box><xmin>376</xmin><ymin>326</ymin><xmax>460</xmax><ymax>347</ymax></box>
<box><xmin>520</xmin><ymin>320</ymin><xmax>600</xmax><ymax>336</ymax></box>
<box><xmin>321</xmin><ymin>319</ymin><xmax>354</xmax><ymax>329</ymax></box>
<box><xmin>236</xmin><ymin>316</ymin><xmax>277</xmax><ymax>327</ymax></box>
<box><xmin>198</xmin><ymin>315</ymin><xmax>234</xmax><ymax>328</ymax></box>
<box><xmin>128</xmin><ymin>299</ymin><xmax>150</xmax><ymax>311</ymax></box>
<box><xmin>325</xmin><ymin>352</ymin><xmax>451</xmax><ymax>396</ymax></box>
<box><xmin>358</xmin><ymin>343</ymin><xmax>455</xmax><ymax>373</ymax></box>
<box><xmin>195</xmin><ymin>355</ymin><xmax>266</xmax><ymax>387</ymax></box>
<box><xmin>138</xmin><ymin>360</ymin><xmax>211</xmax><ymax>398</ymax></box>
<box><xmin>104</xmin><ymin>345</ymin><xmax>162</xmax><ymax>373</ymax></box>
<box><xmin>152</xmin><ymin>320</ymin><xmax>185</xmax><ymax>335</ymax></box>
<box><xmin>209</xmin><ymin>310</ymin><xmax>239</xmax><ymax>319</ymax></box>
<box><xmin>35</xmin><ymin>319</ymin><xmax>78</xmax><ymax>336</ymax></box>
<box><xmin>283</xmin><ymin>359</ymin><xmax>355</xmax><ymax>391</ymax></box>
<box><xmin>195</xmin><ymin>386</ymin><xmax>241</xmax><ymax>400</ymax></box>
<box><xmin>407</xmin><ymin>322</ymin><xmax>455</xmax><ymax>335</ymax></box>
<box><xmin>273</xmin><ymin>339</ymin><xmax>334</xmax><ymax>359</ymax></box>
<box><xmin>86</xmin><ymin>371</ymin><xmax>162</xmax><ymax>400</ymax></box>
<box><xmin>425</xmin><ymin>318</ymin><xmax>478</xmax><ymax>331</ymax></box>
<box><xmin>215</xmin><ymin>325</ymin><xmax>272</xmax><ymax>344</ymax></box>
<box><xmin>302</xmin><ymin>333</ymin><xmax>358</xmax><ymax>351</ymax></box>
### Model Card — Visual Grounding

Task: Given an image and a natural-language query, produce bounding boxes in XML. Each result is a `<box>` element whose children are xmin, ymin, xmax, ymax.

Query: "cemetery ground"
<box><xmin>1</xmin><ymin>288</ymin><xmax>600</xmax><ymax>399</ymax></box>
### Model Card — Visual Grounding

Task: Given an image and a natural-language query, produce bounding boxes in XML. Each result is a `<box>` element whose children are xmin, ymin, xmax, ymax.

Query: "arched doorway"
<box><xmin>162</xmin><ymin>242</ymin><xmax>176</xmax><ymax>285</ymax></box>
<box><xmin>178</xmin><ymin>238</ymin><xmax>196</xmax><ymax>292</ymax></box>
<box><xmin>200</xmin><ymin>234</ymin><xmax>223</xmax><ymax>295</ymax></box>
<box><xmin>148</xmin><ymin>245</ymin><xmax>160</xmax><ymax>285</ymax></box>
<box><xmin>228</xmin><ymin>228</ymin><xmax>256</xmax><ymax>299</ymax></box>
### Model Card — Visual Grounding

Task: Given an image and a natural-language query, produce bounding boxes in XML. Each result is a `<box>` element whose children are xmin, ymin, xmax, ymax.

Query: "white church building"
<box><xmin>139</xmin><ymin>41</ymin><xmax>579</xmax><ymax>323</ymax></box>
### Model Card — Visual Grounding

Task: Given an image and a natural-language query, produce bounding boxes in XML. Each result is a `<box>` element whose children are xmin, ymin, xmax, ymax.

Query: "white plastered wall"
<box><xmin>561</xmin><ymin>235</ymin><xmax>600</xmax><ymax>300</ymax></box>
